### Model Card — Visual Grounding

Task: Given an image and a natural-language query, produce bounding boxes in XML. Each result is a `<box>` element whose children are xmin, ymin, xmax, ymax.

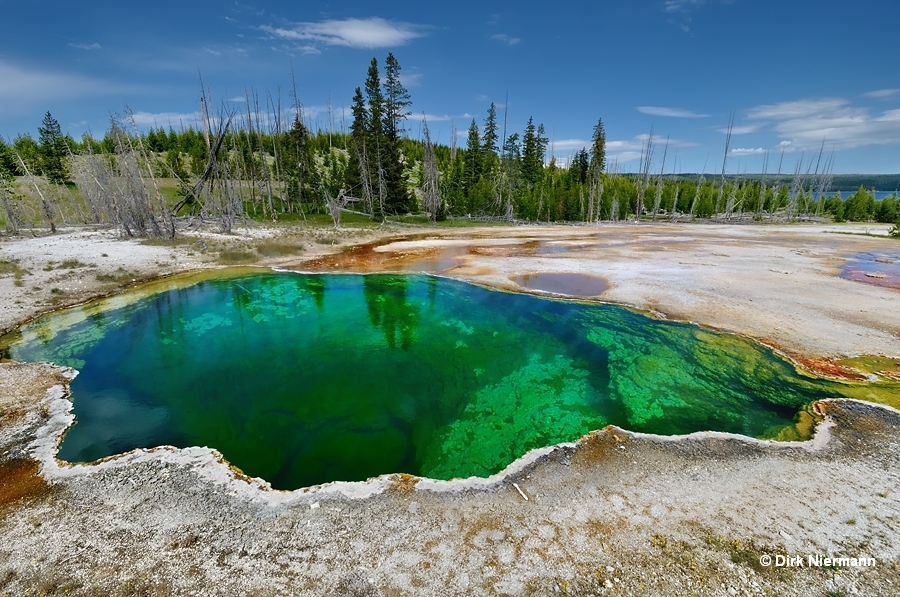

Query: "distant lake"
<box><xmin>814</xmin><ymin>191</ymin><xmax>897</xmax><ymax>201</ymax></box>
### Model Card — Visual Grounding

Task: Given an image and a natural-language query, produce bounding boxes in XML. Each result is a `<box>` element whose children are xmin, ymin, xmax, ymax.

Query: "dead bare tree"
<box><xmin>421</xmin><ymin>117</ymin><xmax>442</xmax><ymax>221</ymax></box>
<box><xmin>15</xmin><ymin>153</ymin><xmax>56</xmax><ymax>233</ymax></box>
<box><xmin>814</xmin><ymin>147</ymin><xmax>836</xmax><ymax>217</ymax></box>
<box><xmin>716</xmin><ymin>112</ymin><xmax>735</xmax><ymax>218</ymax></box>
<box><xmin>766</xmin><ymin>145</ymin><xmax>786</xmax><ymax>216</ymax></box>
<box><xmin>756</xmin><ymin>151</ymin><xmax>769</xmax><ymax>219</ymax></box>
<box><xmin>651</xmin><ymin>136</ymin><xmax>669</xmax><ymax>220</ymax></box>
<box><xmin>324</xmin><ymin>189</ymin><xmax>342</xmax><ymax>228</ymax></box>
<box><xmin>668</xmin><ymin>154</ymin><xmax>680</xmax><ymax>220</ymax></box>
<box><xmin>125</xmin><ymin>107</ymin><xmax>176</xmax><ymax>239</ymax></box>
<box><xmin>249</xmin><ymin>89</ymin><xmax>276</xmax><ymax>221</ymax></box>
<box><xmin>635</xmin><ymin>130</ymin><xmax>654</xmax><ymax>222</ymax></box>
<box><xmin>177</xmin><ymin>88</ymin><xmax>241</xmax><ymax>233</ymax></box>
<box><xmin>787</xmin><ymin>156</ymin><xmax>804</xmax><ymax>221</ymax></box>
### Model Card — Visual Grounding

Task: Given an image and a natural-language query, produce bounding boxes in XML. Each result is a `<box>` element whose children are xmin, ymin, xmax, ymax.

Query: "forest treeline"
<box><xmin>1</xmin><ymin>54</ymin><xmax>899</xmax><ymax>237</ymax></box>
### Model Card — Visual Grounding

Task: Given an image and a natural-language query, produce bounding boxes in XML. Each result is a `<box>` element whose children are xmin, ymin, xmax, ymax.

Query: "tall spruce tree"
<box><xmin>364</xmin><ymin>58</ymin><xmax>386</xmax><ymax>218</ymax></box>
<box><xmin>346</xmin><ymin>86</ymin><xmax>368</xmax><ymax>208</ymax></box>
<box><xmin>37</xmin><ymin>111</ymin><xmax>72</xmax><ymax>184</ymax></box>
<box><xmin>521</xmin><ymin>117</ymin><xmax>547</xmax><ymax>185</ymax></box>
<box><xmin>465</xmin><ymin>119</ymin><xmax>481</xmax><ymax>196</ymax></box>
<box><xmin>590</xmin><ymin>118</ymin><xmax>607</xmax><ymax>175</ymax></box>
<box><xmin>283</xmin><ymin>114</ymin><xmax>318</xmax><ymax>210</ymax></box>
<box><xmin>381</xmin><ymin>53</ymin><xmax>413</xmax><ymax>214</ymax></box>
<box><xmin>482</xmin><ymin>103</ymin><xmax>498</xmax><ymax>159</ymax></box>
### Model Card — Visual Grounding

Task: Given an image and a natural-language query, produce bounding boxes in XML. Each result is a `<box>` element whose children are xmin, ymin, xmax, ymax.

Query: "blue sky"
<box><xmin>2</xmin><ymin>0</ymin><xmax>899</xmax><ymax>174</ymax></box>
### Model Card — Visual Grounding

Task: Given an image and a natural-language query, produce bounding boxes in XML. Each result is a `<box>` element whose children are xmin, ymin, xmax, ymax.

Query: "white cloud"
<box><xmin>606</xmin><ymin>134</ymin><xmax>696</xmax><ymax>170</ymax></box>
<box><xmin>400</xmin><ymin>72</ymin><xmax>423</xmax><ymax>87</ymax></box>
<box><xmin>606</xmin><ymin>151</ymin><xmax>643</xmax><ymax>168</ymax></box>
<box><xmin>746</xmin><ymin>98</ymin><xmax>847</xmax><ymax>120</ymax></box>
<box><xmin>549</xmin><ymin>139</ymin><xmax>590</xmax><ymax>153</ymax></box>
<box><xmin>664</xmin><ymin>0</ymin><xmax>705</xmax><ymax>12</ymax></box>
<box><xmin>731</xmin><ymin>147</ymin><xmax>766</xmax><ymax>155</ymax></box>
<box><xmin>261</xmin><ymin>17</ymin><xmax>425</xmax><ymax>50</ymax></box>
<box><xmin>746</xmin><ymin>97</ymin><xmax>900</xmax><ymax>150</ymax></box>
<box><xmin>128</xmin><ymin>111</ymin><xmax>203</xmax><ymax>128</ymax></box>
<box><xmin>70</xmin><ymin>42</ymin><xmax>102</xmax><ymax>50</ymax></box>
<box><xmin>637</xmin><ymin>106</ymin><xmax>708</xmax><ymax>118</ymax></box>
<box><xmin>721</xmin><ymin>124</ymin><xmax>760</xmax><ymax>134</ymax></box>
<box><xmin>863</xmin><ymin>88</ymin><xmax>900</xmax><ymax>99</ymax></box>
<box><xmin>491</xmin><ymin>33</ymin><xmax>521</xmax><ymax>45</ymax></box>
<box><xmin>607</xmin><ymin>138</ymin><xmax>645</xmax><ymax>152</ymax></box>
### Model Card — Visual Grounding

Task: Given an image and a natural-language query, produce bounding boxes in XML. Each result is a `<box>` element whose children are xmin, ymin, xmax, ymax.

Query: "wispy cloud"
<box><xmin>260</xmin><ymin>17</ymin><xmax>426</xmax><ymax>50</ymax></box>
<box><xmin>746</xmin><ymin>98</ymin><xmax>847</xmax><ymax>120</ymax></box>
<box><xmin>69</xmin><ymin>42</ymin><xmax>102</xmax><ymax>51</ymax></box>
<box><xmin>746</xmin><ymin>97</ymin><xmax>900</xmax><ymax>150</ymax></box>
<box><xmin>400</xmin><ymin>72</ymin><xmax>423</xmax><ymax>87</ymax></box>
<box><xmin>408</xmin><ymin>112</ymin><xmax>475</xmax><ymax>124</ymax></box>
<box><xmin>664</xmin><ymin>0</ymin><xmax>733</xmax><ymax>34</ymax></box>
<box><xmin>0</xmin><ymin>59</ymin><xmax>131</xmax><ymax>114</ymax></box>
<box><xmin>129</xmin><ymin>111</ymin><xmax>203</xmax><ymax>128</ymax></box>
<box><xmin>664</xmin><ymin>0</ymin><xmax>705</xmax><ymax>12</ymax></box>
<box><xmin>638</xmin><ymin>106</ymin><xmax>709</xmax><ymax>118</ymax></box>
<box><xmin>605</xmin><ymin>133</ymin><xmax>695</xmax><ymax>168</ymax></box>
<box><xmin>491</xmin><ymin>33</ymin><xmax>521</xmax><ymax>45</ymax></box>
<box><xmin>731</xmin><ymin>147</ymin><xmax>766</xmax><ymax>155</ymax></box>
<box><xmin>722</xmin><ymin>124</ymin><xmax>760</xmax><ymax>134</ymax></box>
<box><xmin>863</xmin><ymin>88</ymin><xmax>900</xmax><ymax>99</ymax></box>
<box><xmin>549</xmin><ymin>139</ymin><xmax>590</xmax><ymax>153</ymax></box>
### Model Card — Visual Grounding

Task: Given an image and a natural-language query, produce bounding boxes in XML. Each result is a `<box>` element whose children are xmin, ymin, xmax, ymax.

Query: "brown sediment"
<box><xmin>753</xmin><ymin>338</ymin><xmax>871</xmax><ymax>381</ymax></box>
<box><xmin>0</xmin><ymin>458</ymin><xmax>51</xmax><ymax>510</ymax></box>
<box><xmin>510</xmin><ymin>272</ymin><xmax>609</xmax><ymax>297</ymax></box>
<box><xmin>789</xmin><ymin>355</ymin><xmax>871</xmax><ymax>381</ymax></box>
<box><xmin>389</xmin><ymin>473</ymin><xmax>420</xmax><ymax>493</ymax></box>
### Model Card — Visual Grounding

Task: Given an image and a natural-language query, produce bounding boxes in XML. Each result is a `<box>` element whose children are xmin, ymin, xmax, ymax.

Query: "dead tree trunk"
<box><xmin>15</xmin><ymin>153</ymin><xmax>55</xmax><ymax>233</ymax></box>
<box><xmin>421</xmin><ymin>118</ymin><xmax>442</xmax><ymax>222</ymax></box>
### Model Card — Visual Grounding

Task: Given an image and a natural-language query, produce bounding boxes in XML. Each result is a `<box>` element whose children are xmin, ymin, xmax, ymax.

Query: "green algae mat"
<box><xmin>0</xmin><ymin>271</ymin><xmax>872</xmax><ymax>489</ymax></box>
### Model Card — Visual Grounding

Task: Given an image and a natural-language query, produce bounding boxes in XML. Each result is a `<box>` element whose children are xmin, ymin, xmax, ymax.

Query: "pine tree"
<box><xmin>283</xmin><ymin>114</ymin><xmax>318</xmax><ymax>211</ymax></box>
<box><xmin>589</xmin><ymin>118</ymin><xmax>606</xmax><ymax>175</ymax></box>
<box><xmin>521</xmin><ymin>117</ymin><xmax>546</xmax><ymax>185</ymax></box>
<box><xmin>37</xmin><ymin>112</ymin><xmax>72</xmax><ymax>184</ymax></box>
<box><xmin>364</xmin><ymin>58</ymin><xmax>386</xmax><ymax>218</ymax></box>
<box><xmin>381</xmin><ymin>53</ymin><xmax>413</xmax><ymax>214</ymax></box>
<box><xmin>421</xmin><ymin>119</ymin><xmax>443</xmax><ymax>221</ymax></box>
<box><xmin>465</xmin><ymin>119</ymin><xmax>481</xmax><ymax>196</ymax></box>
<box><xmin>0</xmin><ymin>138</ymin><xmax>17</xmax><ymax>179</ymax></box>
<box><xmin>345</xmin><ymin>86</ymin><xmax>367</xmax><ymax>209</ymax></box>
<box><xmin>482</xmin><ymin>103</ymin><xmax>498</xmax><ymax>159</ymax></box>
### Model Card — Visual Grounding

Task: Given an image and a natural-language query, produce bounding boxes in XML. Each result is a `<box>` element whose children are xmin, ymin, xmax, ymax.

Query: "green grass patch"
<box><xmin>216</xmin><ymin>249</ymin><xmax>258</xmax><ymax>264</ymax></box>
<box><xmin>0</xmin><ymin>259</ymin><xmax>26</xmax><ymax>276</ymax></box>
<box><xmin>705</xmin><ymin>535</ymin><xmax>784</xmax><ymax>574</ymax></box>
<box><xmin>58</xmin><ymin>258</ymin><xmax>91</xmax><ymax>269</ymax></box>
<box><xmin>255</xmin><ymin>240</ymin><xmax>305</xmax><ymax>257</ymax></box>
<box><xmin>0</xmin><ymin>259</ymin><xmax>29</xmax><ymax>286</ymax></box>
<box><xmin>96</xmin><ymin>267</ymin><xmax>137</xmax><ymax>284</ymax></box>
